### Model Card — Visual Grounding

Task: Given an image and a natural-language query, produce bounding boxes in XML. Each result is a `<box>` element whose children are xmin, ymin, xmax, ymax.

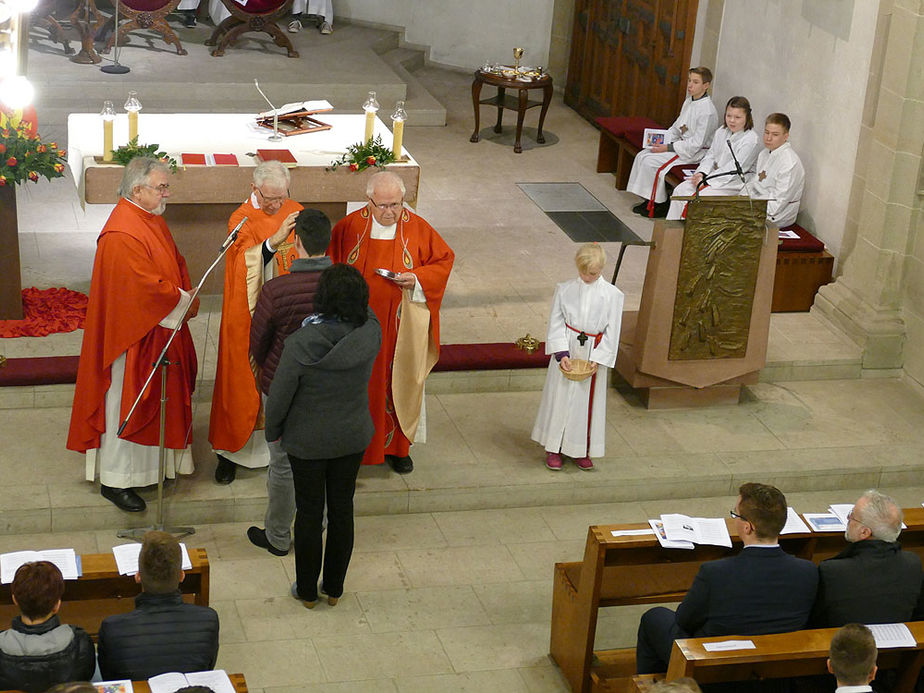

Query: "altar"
<box><xmin>66</xmin><ymin>112</ymin><xmax>419</xmax><ymax>293</ymax></box>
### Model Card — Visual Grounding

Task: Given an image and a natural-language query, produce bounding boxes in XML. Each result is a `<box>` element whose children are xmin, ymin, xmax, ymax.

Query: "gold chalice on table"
<box><xmin>513</xmin><ymin>47</ymin><xmax>524</xmax><ymax>74</ymax></box>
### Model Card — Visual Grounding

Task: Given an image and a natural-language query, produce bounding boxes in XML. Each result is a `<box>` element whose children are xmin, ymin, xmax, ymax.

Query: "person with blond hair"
<box><xmin>531</xmin><ymin>243</ymin><xmax>624</xmax><ymax>471</ymax></box>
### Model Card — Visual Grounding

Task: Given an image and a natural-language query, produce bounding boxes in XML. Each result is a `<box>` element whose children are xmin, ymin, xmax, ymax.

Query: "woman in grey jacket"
<box><xmin>265</xmin><ymin>264</ymin><xmax>382</xmax><ymax>607</ymax></box>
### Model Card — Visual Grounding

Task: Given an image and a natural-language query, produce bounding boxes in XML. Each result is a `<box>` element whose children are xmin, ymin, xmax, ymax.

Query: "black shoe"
<box><xmin>247</xmin><ymin>526</ymin><xmax>288</xmax><ymax>556</ymax></box>
<box><xmin>387</xmin><ymin>455</ymin><xmax>413</xmax><ymax>474</ymax></box>
<box><xmin>101</xmin><ymin>485</ymin><xmax>146</xmax><ymax>512</ymax></box>
<box><xmin>650</xmin><ymin>201</ymin><xmax>670</xmax><ymax>218</ymax></box>
<box><xmin>215</xmin><ymin>455</ymin><xmax>236</xmax><ymax>484</ymax></box>
<box><xmin>632</xmin><ymin>200</ymin><xmax>650</xmax><ymax>215</ymax></box>
<box><xmin>182</xmin><ymin>9</ymin><xmax>196</xmax><ymax>27</ymax></box>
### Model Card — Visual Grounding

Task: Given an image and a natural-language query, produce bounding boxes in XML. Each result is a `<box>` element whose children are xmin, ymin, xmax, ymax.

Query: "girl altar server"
<box><xmin>531</xmin><ymin>243</ymin><xmax>624</xmax><ymax>471</ymax></box>
<box><xmin>666</xmin><ymin>96</ymin><xmax>761</xmax><ymax>220</ymax></box>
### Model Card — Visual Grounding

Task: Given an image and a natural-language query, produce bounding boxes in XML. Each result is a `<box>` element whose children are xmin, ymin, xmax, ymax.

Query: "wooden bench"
<box><xmin>0</xmin><ymin>548</ymin><xmax>210</xmax><ymax>639</ymax></box>
<box><xmin>596</xmin><ymin>117</ymin><xmax>693</xmax><ymax>192</ymax></box>
<box><xmin>549</xmin><ymin>508</ymin><xmax>924</xmax><ymax>693</ymax></box>
<box><xmin>2</xmin><ymin>672</ymin><xmax>247</xmax><ymax>693</ymax></box>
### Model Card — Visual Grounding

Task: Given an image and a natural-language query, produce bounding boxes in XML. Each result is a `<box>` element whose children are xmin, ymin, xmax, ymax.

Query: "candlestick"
<box><xmin>362</xmin><ymin>90</ymin><xmax>379</xmax><ymax>143</ymax></box>
<box><xmin>101</xmin><ymin>100</ymin><xmax>115</xmax><ymax>162</ymax></box>
<box><xmin>124</xmin><ymin>91</ymin><xmax>142</xmax><ymax>142</ymax></box>
<box><xmin>391</xmin><ymin>100</ymin><xmax>407</xmax><ymax>162</ymax></box>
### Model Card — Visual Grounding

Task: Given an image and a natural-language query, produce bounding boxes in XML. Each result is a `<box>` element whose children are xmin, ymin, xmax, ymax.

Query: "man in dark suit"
<box><xmin>635</xmin><ymin>482</ymin><xmax>819</xmax><ymax>674</ymax></box>
<box><xmin>813</xmin><ymin>489</ymin><xmax>924</xmax><ymax>627</ymax></box>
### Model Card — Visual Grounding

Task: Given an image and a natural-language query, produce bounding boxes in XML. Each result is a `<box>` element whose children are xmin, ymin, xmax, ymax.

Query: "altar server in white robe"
<box><xmin>532</xmin><ymin>243</ymin><xmax>624</xmax><ymax>471</ymax></box>
<box><xmin>667</xmin><ymin>96</ymin><xmax>762</xmax><ymax>220</ymax></box>
<box><xmin>626</xmin><ymin>66</ymin><xmax>718</xmax><ymax>218</ymax></box>
<box><xmin>745</xmin><ymin>113</ymin><xmax>805</xmax><ymax>228</ymax></box>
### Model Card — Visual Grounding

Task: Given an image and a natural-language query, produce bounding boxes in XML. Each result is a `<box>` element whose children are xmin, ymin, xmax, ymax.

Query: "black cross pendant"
<box><xmin>577</xmin><ymin>332</ymin><xmax>588</xmax><ymax>346</ymax></box>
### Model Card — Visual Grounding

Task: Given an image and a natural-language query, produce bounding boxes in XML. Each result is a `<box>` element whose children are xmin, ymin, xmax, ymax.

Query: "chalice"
<box><xmin>513</xmin><ymin>47</ymin><xmax>524</xmax><ymax>74</ymax></box>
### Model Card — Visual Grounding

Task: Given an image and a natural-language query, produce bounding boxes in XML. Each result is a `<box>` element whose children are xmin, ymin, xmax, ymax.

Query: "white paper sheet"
<box><xmin>148</xmin><ymin>670</ymin><xmax>235</xmax><ymax>693</ymax></box>
<box><xmin>867</xmin><ymin>623</ymin><xmax>916</xmax><ymax>648</ymax></box>
<box><xmin>112</xmin><ymin>543</ymin><xmax>193</xmax><ymax>576</ymax></box>
<box><xmin>649</xmin><ymin>519</ymin><xmax>694</xmax><ymax>550</ymax></box>
<box><xmin>803</xmin><ymin>513</ymin><xmax>846</xmax><ymax>532</ymax></box>
<box><xmin>778</xmin><ymin>229</ymin><xmax>800</xmax><ymax>239</ymax></box>
<box><xmin>780</xmin><ymin>507</ymin><xmax>811</xmax><ymax>535</ymax></box>
<box><xmin>702</xmin><ymin>639</ymin><xmax>757</xmax><ymax>652</ymax></box>
<box><xmin>661</xmin><ymin>514</ymin><xmax>732</xmax><ymax>548</ymax></box>
<box><xmin>259</xmin><ymin>100</ymin><xmax>334</xmax><ymax>118</ymax></box>
<box><xmin>0</xmin><ymin>548</ymin><xmax>79</xmax><ymax>584</ymax></box>
<box><xmin>611</xmin><ymin>529</ymin><xmax>656</xmax><ymax>537</ymax></box>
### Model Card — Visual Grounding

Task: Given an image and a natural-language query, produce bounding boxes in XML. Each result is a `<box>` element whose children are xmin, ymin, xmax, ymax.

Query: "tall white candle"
<box><xmin>103</xmin><ymin>119</ymin><xmax>113</xmax><ymax>162</ymax></box>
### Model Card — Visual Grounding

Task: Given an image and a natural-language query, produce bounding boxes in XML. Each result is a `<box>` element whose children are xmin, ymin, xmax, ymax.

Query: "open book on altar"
<box><xmin>256</xmin><ymin>100</ymin><xmax>334</xmax><ymax>136</ymax></box>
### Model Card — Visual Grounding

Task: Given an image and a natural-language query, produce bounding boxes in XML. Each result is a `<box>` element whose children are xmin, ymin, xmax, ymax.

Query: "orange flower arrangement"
<box><xmin>0</xmin><ymin>109</ymin><xmax>66</xmax><ymax>187</ymax></box>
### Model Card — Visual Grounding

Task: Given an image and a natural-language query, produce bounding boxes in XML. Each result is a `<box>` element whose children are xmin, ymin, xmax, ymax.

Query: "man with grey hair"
<box><xmin>68</xmin><ymin>157</ymin><xmax>199</xmax><ymax>512</ymax></box>
<box><xmin>812</xmin><ymin>489</ymin><xmax>924</xmax><ymax>627</ymax></box>
<box><xmin>329</xmin><ymin>170</ymin><xmax>454</xmax><ymax>474</ymax></box>
<box><xmin>209</xmin><ymin>160</ymin><xmax>303</xmax><ymax>484</ymax></box>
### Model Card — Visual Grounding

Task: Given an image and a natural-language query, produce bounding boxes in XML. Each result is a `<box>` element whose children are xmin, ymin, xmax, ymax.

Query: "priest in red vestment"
<box><xmin>208</xmin><ymin>161</ymin><xmax>302</xmax><ymax>484</ymax></box>
<box><xmin>67</xmin><ymin>158</ymin><xmax>199</xmax><ymax>512</ymax></box>
<box><xmin>328</xmin><ymin>170</ymin><xmax>454</xmax><ymax>473</ymax></box>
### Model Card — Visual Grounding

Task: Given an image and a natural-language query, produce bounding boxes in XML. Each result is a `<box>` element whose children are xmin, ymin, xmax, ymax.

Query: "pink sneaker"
<box><xmin>545</xmin><ymin>452</ymin><xmax>563</xmax><ymax>470</ymax></box>
<box><xmin>574</xmin><ymin>456</ymin><xmax>594</xmax><ymax>470</ymax></box>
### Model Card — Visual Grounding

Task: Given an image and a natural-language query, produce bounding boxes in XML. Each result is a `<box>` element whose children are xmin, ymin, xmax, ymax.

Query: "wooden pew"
<box><xmin>665</xmin><ymin>622</ymin><xmax>924</xmax><ymax>689</ymax></box>
<box><xmin>549</xmin><ymin>508</ymin><xmax>924</xmax><ymax>693</ymax></box>
<box><xmin>2</xmin><ymin>672</ymin><xmax>247</xmax><ymax>693</ymax></box>
<box><xmin>0</xmin><ymin>548</ymin><xmax>210</xmax><ymax>639</ymax></box>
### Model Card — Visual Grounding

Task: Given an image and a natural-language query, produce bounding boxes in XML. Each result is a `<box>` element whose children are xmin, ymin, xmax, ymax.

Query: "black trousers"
<box><xmin>289</xmin><ymin>450</ymin><xmax>363</xmax><ymax>601</ymax></box>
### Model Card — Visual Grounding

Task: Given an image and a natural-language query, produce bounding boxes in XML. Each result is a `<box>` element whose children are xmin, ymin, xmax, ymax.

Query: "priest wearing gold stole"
<box><xmin>328</xmin><ymin>171</ymin><xmax>454</xmax><ymax>474</ymax></box>
<box><xmin>209</xmin><ymin>161</ymin><xmax>303</xmax><ymax>483</ymax></box>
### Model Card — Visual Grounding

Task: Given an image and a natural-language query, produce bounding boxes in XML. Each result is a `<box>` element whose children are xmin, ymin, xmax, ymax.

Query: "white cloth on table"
<box><xmin>531</xmin><ymin>276</ymin><xmax>624</xmax><ymax>459</ymax></box>
<box><xmin>625</xmin><ymin>94</ymin><xmax>718</xmax><ymax>203</ymax></box>
<box><xmin>667</xmin><ymin>127</ymin><xmax>761</xmax><ymax>219</ymax></box>
<box><xmin>744</xmin><ymin>142</ymin><xmax>805</xmax><ymax>228</ymax></box>
<box><xmin>86</xmin><ymin>291</ymin><xmax>194</xmax><ymax>488</ymax></box>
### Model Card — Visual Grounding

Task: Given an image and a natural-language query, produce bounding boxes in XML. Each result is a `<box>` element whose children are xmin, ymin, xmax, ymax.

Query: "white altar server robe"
<box><xmin>745</xmin><ymin>142</ymin><xmax>805</xmax><ymax>228</ymax></box>
<box><xmin>667</xmin><ymin>127</ymin><xmax>761</xmax><ymax>219</ymax></box>
<box><xmin>626</xmin><ymin>95</ymin><xmax>718</xmax><ymax>203</ymax></box>
<box><xmin>531</xmin><ymin>276</ymin><xmax>625</xmax><ymax>459</ymax></box>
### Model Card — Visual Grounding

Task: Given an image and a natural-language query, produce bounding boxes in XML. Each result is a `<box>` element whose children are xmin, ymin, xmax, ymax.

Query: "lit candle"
<box><xmin>101</xmin><ymin>100</ymin><xmax>115</xmax><ymax>162</ymax></box>
<box><xmin>124</xmin><ymin>91</ymin><xmax>142</xmax><ymax>142</ymax></box>
<box><xmin>391</xmin><ymin>100</ymin><xmax>407</xmax><ymax>162</ymax></box>
<box><xmin>362</xmin><ymin>91</ymin><xmax>379</xmax><ymax>143</ymax></box>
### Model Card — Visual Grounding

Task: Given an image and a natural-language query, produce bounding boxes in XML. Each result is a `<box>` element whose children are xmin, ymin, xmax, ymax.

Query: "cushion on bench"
<box><xmin>596</xmin><ymin>116</ymin><xmax>664</xmax><ymax>139</ymax></box>
<box><xmin>779</xmin><ymin>224</ymin><xmax>824</xmax><ymax>252</ymax></box>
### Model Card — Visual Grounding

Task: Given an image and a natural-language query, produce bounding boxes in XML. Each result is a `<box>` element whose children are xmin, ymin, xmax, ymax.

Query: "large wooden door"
<box><xmin>565</xmin><ymin>0</ymin><xmax>699</xmax><ymax>127</ymax></box>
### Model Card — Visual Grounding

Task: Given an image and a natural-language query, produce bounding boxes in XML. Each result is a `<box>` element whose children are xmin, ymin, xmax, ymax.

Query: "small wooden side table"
<box><xmin>469</xmin><ymin>69</ymin><xmax>553</xmax><ymax>154</ymax></box>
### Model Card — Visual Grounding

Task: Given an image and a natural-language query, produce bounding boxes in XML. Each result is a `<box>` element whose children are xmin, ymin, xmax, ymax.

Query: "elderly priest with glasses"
<box><xmin>328</xmin><ymin>170</ymin><xmax>453</xmax><ymax>475</ymax></box>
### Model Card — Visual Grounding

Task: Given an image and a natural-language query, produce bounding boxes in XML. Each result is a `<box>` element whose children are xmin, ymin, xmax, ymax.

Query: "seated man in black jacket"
<box><xmin>636</xmin><ymin>482</ymin><xmax>819</xmax><ymax>674</ymax></box>
<box><xmin>813</xmin><ymin>489</ymin><xmax>924</xmax><ymax>627</ymax></box>
<box><xmin>0</xmin><ymin>561</ymin><xmax>95</xmax><ymax>693</ymax></box>
<box><xmin>98</xmin><ymin>530</ymin><xmax>220</xmax><ymax>680</ymax></box>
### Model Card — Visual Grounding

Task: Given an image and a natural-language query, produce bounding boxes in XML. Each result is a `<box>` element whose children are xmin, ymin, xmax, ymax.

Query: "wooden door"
<box><xmin>566</xmin><ymin>0</ymin><xmax>700</xmax><ymax>127</ymax></box>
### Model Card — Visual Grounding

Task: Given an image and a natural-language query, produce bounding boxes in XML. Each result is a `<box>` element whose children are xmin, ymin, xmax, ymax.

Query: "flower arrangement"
<box><xmin>0</xmin><ymin>110</ymin><xmax>67</xmax><ymax>187</ymax></box>
<box><xmin>328</xmin><ymin>134</ymin><xmax>396</xmax><ymax>172</ymax></box>
<box><xmin>111</xmin><ymin>137</ymin><xmax>178</xmax><ymax>172</ymax></box>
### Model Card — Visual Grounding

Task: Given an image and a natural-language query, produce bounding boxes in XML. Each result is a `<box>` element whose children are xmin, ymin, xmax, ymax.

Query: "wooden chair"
<box><xmin>99</xmin><ymin>0</ymin><xmax>187</xmax><ymax>56</ymax></box>
<box><xmin>549</xmin><ymin>508</ymin><xmax>924</xmax><ymax>693</ymax></box>
<box><xmin>0</xmin><ymin>548</ymin><xmax>210</xmax><ymax>639</ymax></box>
<box><xmin>31</xmin><ymin>0</ymin><xmax>75</xmax><ymax>55</ymax></box>
<box><xmin>205</xmin><ymin>0</ymin><xmax>297</xmax><ymax>58</ymax></box>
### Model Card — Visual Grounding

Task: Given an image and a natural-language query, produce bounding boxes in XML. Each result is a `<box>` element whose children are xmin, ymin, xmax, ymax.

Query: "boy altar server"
<box><xmin>746</xmin><ymin>113</ymin><xmax>805</xmax><ymax>228</ymax></box>
<box><xmin>626</xmin><ymin>67</ymin><xmax>718</xmax><ymax>218</ymax></box>
<box><xmin>531</xmin><ymin>244</ymin><xmax>624</xmax><ymax>471</ymax></box>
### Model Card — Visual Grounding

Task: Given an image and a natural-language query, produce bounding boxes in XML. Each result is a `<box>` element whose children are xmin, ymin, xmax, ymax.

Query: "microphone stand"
<box><xmin>100</xmin><ymin>0</ymin><xmax>130</xmax><ymax>74</ymax></box>
<box><xmin>254</xmin><ymin>79</ymin><xmax>283</xmax><ymax>142</ymax></box>
<box><xmin>114</xmin><ymin>219</ymin><xmax>247</xmax><ymax>541</ymax></box>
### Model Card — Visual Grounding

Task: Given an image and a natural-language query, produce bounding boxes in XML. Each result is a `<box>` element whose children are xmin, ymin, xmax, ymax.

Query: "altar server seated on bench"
<box><xmin>666</xmin><ymin>96</ymin><xmax>761</xmax><ymax>220</ymax></box>
<box><xmin>745</xmin><ymin>112</ymin><xmax>805</xmax><ymax>228</ymax></box>
<box><xmin>635</xmin><ymin>482</ymin><xmax>818</xmax><ymax>674</ymax></box>
<box><xmin>626</xmin><ymin>66</ymin><xmax>718</xmax><ymax>218</ymax></box>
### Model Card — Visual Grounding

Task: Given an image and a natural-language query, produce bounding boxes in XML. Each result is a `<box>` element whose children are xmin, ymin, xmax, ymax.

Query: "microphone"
<box><xmin>254</xmin><ymin>79</ymin><xmax>282</xmax><ymax>142</ymax></box>
<box><xmin>727</xmin><ymin>138</ymin><xmax>745</xmax><ymax>183</ymax></box>
<box><xmin>222</xmin><ymin>216</ymin><xmax>248</xmax><ymax>251</ymax></box>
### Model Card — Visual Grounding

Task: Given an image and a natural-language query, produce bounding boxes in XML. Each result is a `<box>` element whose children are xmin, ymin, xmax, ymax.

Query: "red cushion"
<box><xmin>122</xmin><ymin>0</ymin><xmax>172</xmax><ymax>11</ymax></box>
<box><xmin>779</xmin><ymin>224</ymin><xmax>824</xmax><ymax>252</ymax></box>
<box><xmin>0</xmin><ymin>356</ymin><xmax>79</xmax><ymax>386</ymax></box>
<box><xmin>434</xmin><ymin>343</ymin><xmax>549</xmax><ymax>372</ymax></box>
<box><xmin>667</xmin><ymin>163</ymin><xmax>697</xmax><ymax>181</ymax></box>
<box><xmin>596</xmin><ymin>116</ymin><xmax>663</xmax><ymax>139</ymax></box>
<box><xmin>240</xmin><ymin>0</ymin><xmax>287</xmax><ymax>13</ymax></box>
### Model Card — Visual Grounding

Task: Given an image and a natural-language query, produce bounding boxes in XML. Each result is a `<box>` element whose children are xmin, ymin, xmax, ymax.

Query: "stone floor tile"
<box><xmin>352</xmin><ymin>514</ymin><xmax>447</xmax><ymax>552</ymax></box>
<box><xmin>431</xmin><ymin>507</ymin><xmax>557</xmax><ymax>546</ymax></box>
<box><xmin>539</xmin><ymin>500</ymin><xmax>648</xmax><ymax>541</ymax></box>
<box><xmin>471</xmin><ymin>579</ymin><xmax>553</xmax><ymax>626</ymax></box>
<box><xmin>210</xmin><ymin>558</ymin><xmax>293</xmax><ymax>600</ymax></box>
<box><xmin>505</xmin><ymin>540</ymin><xmax>586</xmax><ymax>580</ymax></box>
<box><xmin>395</xmin><ymin>669</ymin><xmax>530</xmax><ymax>693</ymax></box>
<box><xmin>516</xmin><ymin>664</ymin><xmax>571</xmax><ymax>692</ymax></box>
<box><xmin>396</xmin><ymin>544</ymin><xmax>526</xmax><ymax>587</ymax></box>
<box><xmin>312</xmin><ymin>631</ymin><xmax>454</xmax><ymax>681</ymax></box>
<box><xmin>435</xmin><ymin>622</ymin><xmax>552</xmax><ymax>672</ymax></box>
<box><xmin>211</xmin><ymin>599</ymin><xmax>247</xmax><ymax>644</ymax></box>
<box><xmin>357</xmin><ymin>585</ymin><xmax>491</xmax><ymax>633</ymax></box>
<box><xmin>0</xmin><ymin>529</ymin><xmax>98</xmax><ymax>555</ymax></box>
<box><xmin>216</xmin><ymin>639</ymin><xmax>324</xmax><ymax>689</ymax></box>
<box><xmin>266</xmin><ymin>681</ymin><xmax>398</xmax><ymax>693</ymax></box>
<box><xmin>235</xmin><ymin>593</ymin><xmax>370</xmax><ymax>640</ymax></box>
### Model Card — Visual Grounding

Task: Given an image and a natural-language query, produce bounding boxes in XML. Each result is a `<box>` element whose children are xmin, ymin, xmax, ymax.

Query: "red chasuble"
<box><xmin>329</xmin><ymin>206</ymin><xmax>454</xmax><ymax>465</ymax></box>
<box><xmin>67</xmin><ymin>199</ymin><xmax>198</xmax><ymax>452</ymax></box>
<box><xmin>208</xmin><ymin>197</ymin><xmax>302</xmax><ymax>453</ymax></box>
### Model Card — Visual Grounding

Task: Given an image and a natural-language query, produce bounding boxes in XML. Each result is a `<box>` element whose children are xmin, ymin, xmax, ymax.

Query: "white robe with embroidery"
<box><xmin>667</xmin><ymin>127</ymin><xmax>761</xmax><ymax>219</ymax></box>
<box><xmin>531</xmin><ymin>276</ymin><xmax>624</xmax><ymax>459</ymax></box>
<box><xmin>744</xmin><ymin>142</ymin><xmax>805</xmax><ymax>228</ymax></box>
<box><xmin>625</xmin><ymin>94</ymin><xmax>719</xmax><ymax>203</ymax></box>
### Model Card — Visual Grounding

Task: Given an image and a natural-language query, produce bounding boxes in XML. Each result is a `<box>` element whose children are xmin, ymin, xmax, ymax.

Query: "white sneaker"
<box><xmin>320</xmin><ymin>21</ymin><xmax>332</xmax><ymax>34</ymax></box>
<box><xmin>287</xmin><ymin>19</ymin><xmax>301</xmax><ymax>33</ymax></box>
